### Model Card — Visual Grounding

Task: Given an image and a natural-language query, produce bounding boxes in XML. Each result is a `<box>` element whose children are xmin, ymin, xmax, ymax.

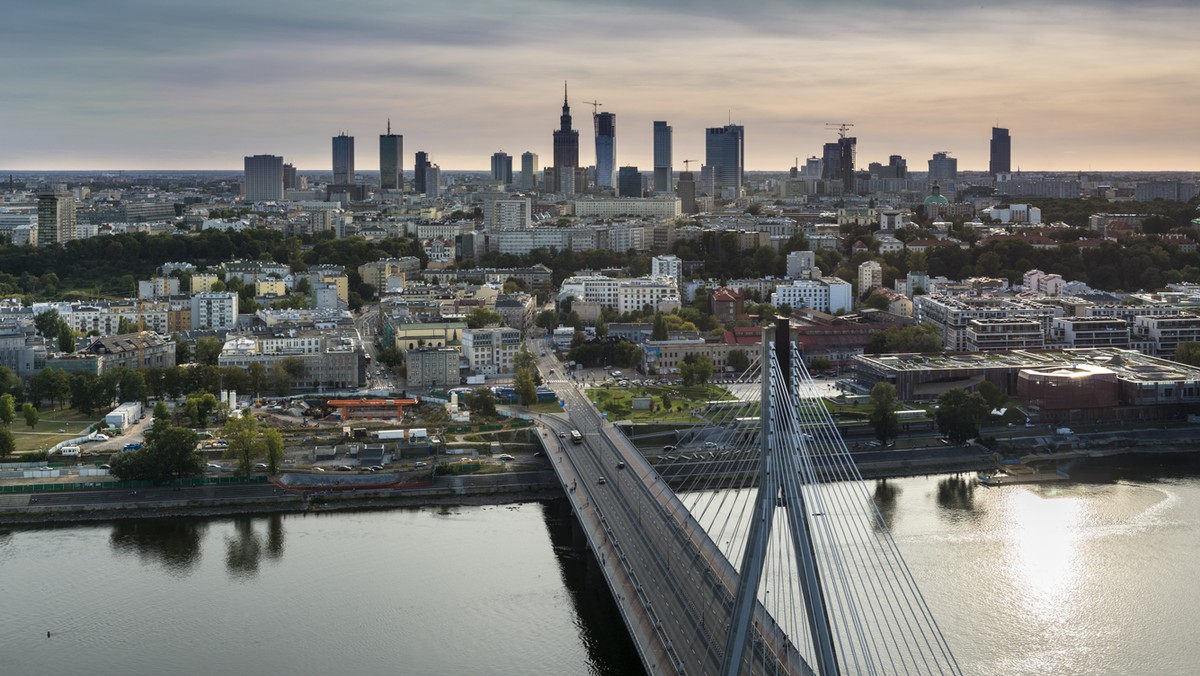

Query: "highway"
<box><xmin>533</xmin><ymin>344</ymin><xmax>808</xmax><ymax>675</ymax></box>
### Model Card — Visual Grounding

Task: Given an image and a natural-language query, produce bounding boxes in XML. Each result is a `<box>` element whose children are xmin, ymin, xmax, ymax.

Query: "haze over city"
<box><xmin>4</xmin><ymin>0</ymin><xmax>1198</xmax><ymax>172</ymax></box>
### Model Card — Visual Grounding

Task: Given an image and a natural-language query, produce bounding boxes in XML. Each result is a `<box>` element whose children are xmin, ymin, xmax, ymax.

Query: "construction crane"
<box><xmin>584</xmin><ymin>100</ymin><xmax>603</xmax><ymax>115</ymax></box>
<box><xmin>825</xmin><ymin>122</ymin><xmax>855</xmax><ymax>138</ymax></box>
<box><xmin>682</xmin><ymin>159</ymin><xmax>698</xmax><ymax>171</ymax></box>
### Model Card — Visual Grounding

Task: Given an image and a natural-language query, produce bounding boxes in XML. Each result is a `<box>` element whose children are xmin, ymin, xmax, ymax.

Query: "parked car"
<box><xmin>414</xmin><ymin>462</ymin><xmax>427</xmax><ymax>468</ymax></box>
<box><xmin>598</xmin><ymin>476</ymin><xmax>607</xmax><ymax>485</ymax></box>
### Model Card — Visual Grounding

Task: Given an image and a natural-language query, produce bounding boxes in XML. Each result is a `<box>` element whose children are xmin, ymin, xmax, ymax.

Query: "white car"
<box><xmin>90</xmin><ymin>433</ymin><xmax>109</xmax><ymax>442</ymax></box>
<box><xmin>497</xmin><ymin>454</ymin><xmax>515</xmax><ymax>461</ymax></box>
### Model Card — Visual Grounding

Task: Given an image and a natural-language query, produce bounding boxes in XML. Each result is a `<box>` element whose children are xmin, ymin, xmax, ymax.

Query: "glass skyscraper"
<box><xmin>990</xmin><ymin>127</ymin><xmax>1011</xmax><ymax>177</ymax></box>
<box><xmin>653</xmin><ymin>121</ymin><xmax>672</xmax><ymax>193</ymax></box>
<box><xmin>379</xmin><ymin>121</ymin><xmax>403</xmax><ymax>190</ymax></box>
<box><xmin>332</xmin><ymin>133</ymin><xmax>355</xmax><ymax>185</ymax></box>
<box><xmin>594</xmin><ymin>111</ymin><xmax>616</xmax><ymax>189</ymax></box>
<box><xmin>705</xmin><ymin>124</ymin><xmax>744</xmax><ymax>199</ymax></box>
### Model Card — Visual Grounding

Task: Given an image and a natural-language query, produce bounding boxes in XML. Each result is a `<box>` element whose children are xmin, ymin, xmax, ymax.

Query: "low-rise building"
<box><xmin>81</xmin><ymin>332</ymin><xmax>176</xmax><ymax>372</ymax></box>
<box><xmin>405</xmin><ymin>346</ymin><xmax>460</xmax><ymax>388</ymax></box>
<box><xmin>462</xmin><ymin>327</ymin><xmax>520</xmax><ymax>375</ymax></box>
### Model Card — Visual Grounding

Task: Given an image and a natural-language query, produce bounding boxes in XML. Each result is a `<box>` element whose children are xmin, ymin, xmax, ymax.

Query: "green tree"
<box><xmin>810</xmin><ymin>356</ymin><xmax>833</xmax><ymax>373</ymax></box>
<box><xmin>110</xmin><ymin>421</ymin><xmax>203</xmax><ymax>482</ymax></box>
<box><xmin>175</xmin><ymin>334</ymin><xmax>192</xmax><ymax>364</ymax></box>
<box><xmin>0</xmin><ymin>427</ymin><xmax>14</xmax><ymax>458</ymax></box>
<box><xmin>464</xmin><ymin>388</ymin><xmax>498</xmax><ymax>417</ymax></box>
<box><xmin>862</xmin><ymin>292</ymin><xmax>891</xmax><ymax>311</ymax></box>
<box><xmin>223</xmin><ymin>412</ymin><xmax>261</xmax><ymax>476</ymax></box>
<box><xmin>1175</xmin><ymin>342</ymin><xmax>1200</xmax><ymax>367</ymax></box>
<box><xmin>34</xmin><ymin>309</ymin><xmax>61</xmax><ymax>339</ymax></box>
<box><xmin>680</xmin><ymin>354</ymin><xmax>713</xmax><ymax>386</ymax></box>
<box><xmin>727</xmin><ymin>349</ymin><xmax>750</xmax><ymax>373</ymax></box>
<box><xmin>465</xmin><ymin>307</ymin><xmax>504</xmax><ymax>329</ymax></box>
<box><xmin>153</xmin><ymin>400</ymin><xmax>170</xmax><ymax>420</ymax></box>
<box><xmin>651</xmin><ymin>312</ymin><xmax>669</xmax><ymax>341</ymax></box>
<box><xmin>515</xmin><ymin>367</ymin><xmax>538</xmax><ymax>406</ymax></box>
<box><xmin>976</xmin><ymin>380</ymin><xmax>1007</xmax><ymax>411</ymax></box>
<box><xmin>595</xmin><ymin>315</ymin><xmax>608</xmax><ymax>339</ymax></box>
<box><xmin>57</xmin><ymin>323</ymin><xmax>76</xmax><ymax>353</ymax></box>
<box><xmin>23</xmin><ymin>403</ymin><xmax>38</xmax><ymax>430</ymax></box>
<box><xmin>935</xmin><ymin>388</ymin><xmax>989</xmax><ymax>444</ymax></box>
<box><xmin>0</xmin><ymin>393</ymin><xmax>14</xmax><ymax>426</ymax></box>
<box><xmin>263</xmin><ymin>427</ymin><xmax>284</xmax><ymax>474</ymax></box>
<box><xmin>30</xmin><ymin>368</ymin><xmax>71</xmax><ymax>408</ymax></box>
<box><xmin>0</xmin><ymin>366</ymin><xmax>23</xmax><ymax>399</ymax></box>
<box><xmin>869</xmin><ymin>382</ymin><xmax>901</xmax><ymax>443</ymax></box>
<box><xmin>535</xmin><ymin>309</ymin><xmax>559</xmax><ymax>331</ymax></box>
<box><xmin>195</xmin><ymin>337</ymin><xmax>224</xmax><ymax>366</ymax></box>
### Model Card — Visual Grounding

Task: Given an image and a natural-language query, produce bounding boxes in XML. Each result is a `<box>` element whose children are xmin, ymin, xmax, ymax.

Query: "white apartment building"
<box><xmin>558</xmin><ymin>275</ymin><xmax>681</xmax><ymax>314</ymax></box>
<box><xmin>1051</xmin><ymin>317</ymin><xmax>1131</xmax><ymax>349</ymax></box>
<box><xmin>858</xmin><ymin>260</ymin><xmax>882</xmax><ymax>297</ymax></box>
<box><xmin>915</xmin><ymin>295</ymin><xmax>1058</xmax><ymax>351</ymax></box>
<box><xmin>652</xmin><ymin>255</ymin><xmax>682</xmax><ymax>288</ymax></box>
<box><xmin>462</xmin><ymin>327</ymin><xmax>521</xmax><ymax>376</ymax></box>
<box><xmin>572</xmin><ymin>197</ymin><xmax>681</xmax><ymax>219</ymax></box>
<box><xmin>964</xmin><ymin>318</ymin><xmax>1046</xmax><ymax>351</ymax></box>
<box><xmin>1133</xmin><ymin>314</ymin><xmax>1200</xmax><ymax>358</ymax></box>
<box><xmin>1023</xmin><ymin>269</ymin><xmax>1066</xmax><ymax>296</ymax></box>
<box><xmin>191</xmin><ymin>292</ymin><xmax>239</xmax><ymax>331</ymax></box>
<box><xmin>786</xmin><ymin>250</ymin><xmax>816</xmax><ymax>279</ymax></box>
<box><xmin>770</xmin><ymin>278</ymin><xmax>853</xmax><ymax>314</ymax></box>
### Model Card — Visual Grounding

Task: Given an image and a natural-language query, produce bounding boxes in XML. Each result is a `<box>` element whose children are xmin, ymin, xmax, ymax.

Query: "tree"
<box><xmin>281</xmin><ymin>356</ymin><xmax>307</xmax><ymax>383</ymax></box>
<box><xmin>23</xmin><ymin>403</ymin><xmax>38</xmax><ymax>430</ymax></box>
<box><xmin>869</xmin><ymin>382</ymin><xmax>901</xmax><ymax>443</ymax></box>
<box><xmin>0</xmin><ymin>366</ymin><xmax>22</xmax><ymax>399</ymax></box>
<box><xmin>535</xmin><ymin>309</ymin><xmax>559</xmax><ymax>331</ymax></box>
<box><xmin>30</xmin><ymin>368</ymin><xmax>71</xmax><ymax>408</ymax></box>
<box><xmin>195</xmin><ymin>337</ymin><xmax>224</xmax><ymax>366</ymax></box>
<box><xmin>464</xmin><ymin>388</ymin><xmax>498</xmax><ymax>417</ymax></box>
<box><xmin>0</xmin><ymin>427</ymin><xmax>14</xmax><ymax>459</ymax></box>
<box><xmin>1175</xmin><ymin>342</ymin><xmax>1200</xmax><ymax>367</ymax></box>
<box><xmin>465</xmin><ymin>307</ymin><xmax>504</xmax><ymax>329</ymax></box>
<box><xmin>34</xmin><ymin>309</ymin><xmax>61</xmax><ymax>339</ymax></box>
<box><xmin>0</xmin><ymin>393</ymin><xmax>14</xmax><ymax>426</ymax></box>
<box><xmin>110</xmin><ymin>421</ymin><xmax>203</xmax><ymax>482</ymax></box>
<box><xmin>862</xmin><ymin>293</ymin><xmax>891</xmax><ymax>311</ymax></box>
<box><xmin>595</xmin><ymin>315</ymin><xmax>608</xmax><ymax>339</ymax></box>
<box><xmin>57</xmin><ymin>324</ymin><xmax>76</xmax><ymax>353</ymax></box>
<box><xmin>727</xmin><ymin>349</ymin><xmax>750</xmax><ymax>373</ymax></box>
<box><xmin>651</xmin><ymin>312</ymin><xmax>669</xmax><ymax>341</ymax></box>
<box><xmin>680</xmin><ymin>354</ymin><xmax>714</xmax><ymax>386</ymax></box>
<box><xmin>976</xmin><ymin>380</ymin><xmax>1007</xmax><ymax>411</ymax></box>
<box><xmin>935</xmin><ymin>388</ymin><xmax>989</xmax><ymax>444</ymax></box>
<box><xmin>175</xmin><ymin>334</ymin><xmax>192</xmax><ymax>364</ymax></box>
<box><xmin>810</xmin><ymin>356</ymin><xmax>833</xmax><ymax>373</ymax></box>
<box><xmin>223</xmin><ymin>412</ymin><xmax>261</xmax><ymax>476</ymax></box>
<box><xmin>262</xmin><ymin>427</ymin><xmax>284</xmax><ymax>474</ymax></box>
<box><xmin>515</xmin><ymin>367</ymin><xmax>538</xmax><ymax>406</ymax></box>
<box><xmin>153</xmin><ymin>400</ymin><xmax>170</xmax><ymax>421</ymax></box>
<box><xmin>247</xmin><ymin>363</ymin><xmax>267</xmax><ymax>396</ymax></box>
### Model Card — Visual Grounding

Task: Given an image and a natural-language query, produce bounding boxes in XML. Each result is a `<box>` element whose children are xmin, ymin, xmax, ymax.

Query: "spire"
<box><xmin>564</xmin><ymin>80</ymin><xmax>568</xmax><ymax>106</ymax></box>
<box><xmin>387</xmin><ymin>118</ymin><xmax>391</xmax><ymax>135</ymax></box>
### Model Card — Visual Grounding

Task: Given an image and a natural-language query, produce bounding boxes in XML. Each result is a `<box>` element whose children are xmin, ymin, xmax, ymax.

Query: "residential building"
<box><xmin>37</xmin><ymin>191</ymin><xmax>76</xmax><ymax>246</ymax></box>
<box><xmin>462</xmin><ymin>327</ymin><xmax>521</xmax><ymax>376</ymax></box>
<box><xmin>519</xmin><ymin>151</ymin><xmax>539</xmax><ymax>190</ymax></box>
<box><xmin>190</xmin><ymin>273</ymin><xmax>220</xmax><ymax>294</ymax></box>
<box><xmin>495</xmin><ymin>293</ymin><xmax>536</xmax><ymax>332</ymax></box>
<box><xmin>0</xmin><ymin>321</ymin><xmax>47</xmax><ymax>377</ymax></box>
<box><xmin>771</xmin><ymin>278</ymin><xmax>853</xmax><ymax>314</ymax></box>
<box><xmin>190</xmin><ymin>292</ymin><xmax>239</xmax><ymax>331</ymax></box>
<box><xmin>571</xmin><ymin>197</ymin><xmax>680</xmax><ymax>219</ymax></box>
<box><xmin>964</xmin><ymin>318</ymin><xmax>1046</xmax><ymax>351</ymax></box>
<box><xmin>243</xmin><ymin>154</ymin><xmax>284</xmax><ymax>201</ymax></box>
<box><xmin>1133</xmin><ymin>314</ymin><xmax>1200</xmax><ymax>358</ymax></box>
<box><xmin>218</xmin><ymin>329</ymin><xmax>362</xmax><ymax>393</ymax></box>
<box><xmin>138</xmin><ymin>276</ymin><xmax>180</xmax><ymax>299</ymax></box>
<box><xmin>712</xmin><ymin>287</ymin><xmax>744</xmax><ymax>326</ymax></box>
<box><xmin>405</xmin><ymin>346</ymin><xmax>460</xmax><ymax>388</ymax></box>
<box><xmin>1052</xmin><ymin>317</ymin><xmax>1131</xmax><ymax>348</ymax></box>
<box><xmin>858</xmin><ymin>260</ymin><xmax>882</xmax><ymax>297</ymax></box>
<box><xmin>642</xmin><ymin>339</ymin><xmax>733</xmax><ymax>375</ymax></box>
<box><xmin>82</xmin><ymin>332</ymin><xmax>176</xmax><ymax>372</ymax></box>
<box><xmin>652</xmin><ymin>255</ymin><xmax>682</xmax><ymax>288</ymax></box>
<box><xmin>786</xmin><ymin>251</ymin><xmax>816</xmax><ymax>279</ymax></box>
<box><xmin>915</xmin><ymin>295</ymin><xmax>1057</xmax><ymax>351</ymax></box>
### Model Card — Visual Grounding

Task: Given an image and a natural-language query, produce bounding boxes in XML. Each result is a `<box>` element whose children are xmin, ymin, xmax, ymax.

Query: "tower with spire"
<box><xmin>552</xmin><ymin>81</ymin><xmax>579</xmax><ymax>171</ymax></box>
<box><xmin>379</xmin><ymin>118</ymin><xmax>404</xmax><ymax>191</ymax></box>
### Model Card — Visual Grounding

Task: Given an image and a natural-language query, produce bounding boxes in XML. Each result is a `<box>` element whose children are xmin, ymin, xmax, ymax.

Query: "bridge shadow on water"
<box><xmin>540</xmin><ymin>498</ymin><xmax>646</xmax><ymax>676</ymax></box>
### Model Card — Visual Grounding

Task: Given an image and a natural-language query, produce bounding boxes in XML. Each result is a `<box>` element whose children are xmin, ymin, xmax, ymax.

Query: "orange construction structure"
<box><xmin>326</xmin><ymin>398</ymin><xmax>419</xmax><ymax>420</ymax></box>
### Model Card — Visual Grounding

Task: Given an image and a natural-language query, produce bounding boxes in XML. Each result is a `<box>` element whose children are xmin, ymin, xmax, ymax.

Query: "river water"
<box><xmin>2</xmin><ymin>454</ymin><xmax>1199</xmax><ymax>675</ymax></box>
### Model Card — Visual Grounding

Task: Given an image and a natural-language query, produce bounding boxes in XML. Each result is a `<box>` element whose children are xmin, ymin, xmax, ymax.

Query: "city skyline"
<box><xmin>3</xmin><ymin>0</ymin><xmax>1198</xmax><ymax>173</ymax></box>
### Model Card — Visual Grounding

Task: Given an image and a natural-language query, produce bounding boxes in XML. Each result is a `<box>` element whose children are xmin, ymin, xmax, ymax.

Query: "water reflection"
<box><xmin>872</xmin><ymin>479</ymin><xmax>900</xmax><ymax>531</ymax></box>
<box><xmin>936</xmin><ymin>475</ymin><xmax>976</xmax><ymax>512</ymax></box>
<box><xmin>225</xmin><ymin>515</ymin><xmax>285</xmax><ymax>579</ymax></box>
<box><xmin>110</xmin><ymin>518</ymin><xmax>207</xmax><ymax>575</ymax></box>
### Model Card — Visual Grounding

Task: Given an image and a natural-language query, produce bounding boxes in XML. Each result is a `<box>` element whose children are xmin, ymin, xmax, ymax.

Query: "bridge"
<box><xmin>533</xmin><ymin>321</ymin><xmax>960</xmax><ymax>675</ymax></box>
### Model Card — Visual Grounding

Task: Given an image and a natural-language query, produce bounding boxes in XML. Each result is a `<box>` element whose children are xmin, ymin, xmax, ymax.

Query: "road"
<box><xmin>531</xmin><ymin>339</ymin><xmax>807</xmax><ymax>675</ymax></box>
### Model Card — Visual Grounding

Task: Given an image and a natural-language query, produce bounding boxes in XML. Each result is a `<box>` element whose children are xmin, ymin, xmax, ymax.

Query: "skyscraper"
<box><xmin>821</xmin><ymin>136</ymin><xmax>856</xmax><ymax>191</ymax></box>
<box><xmin>594</xmin><ymin>111</ymin><xmax>616</xmax><ymax>189</ymax></box>
<box><xmin>552</xmin><ymin>82</ymin><xmax>579</xmax><ymax>171</ymax></box>
<box><xmin>519</xmin><ymin>152</ymin><xmax>539</xmax><ymax>190</ymax></box>
<box><xmin>677</xmin><ymin>171</ymin><xmax>697</xmax><ymax>214</ymax></box>
<box><xmin>990</xmin><ymin>127</ymin><xmax>1011</xmax><ymax>177</ymax></box>
<box><xmin>414</xmin><ymin>151</ymin><xmax>430</xmax><ymax>195</ymax></box>
<box><xmin>424</xmin><ymin>164</ymin><xmax>441</xmax><ymax>199</ymax></box>
<box><xmin>491</xmin><ymin>152</ymin><xmax>513</xmax><ymax>186</ymax></box>
<box><xmin>653</xmin><ymin>121</ymin><xmax>673</xmax><ymax>193</ymax></box>
<box><xmin>37</xmin><ymin>191</ymin><xmax>76</xmax><ymax>247</ymax></box>
<box><xmin>282</xmin><ymin>163</ymin><xmax>297</xmax><ymax>190</ymax></box>
<box><xmin>243</xmin><ymin>154</ymin><xmax>284</xmax><ymax>201</ymax></box>
<box><xmin>332</xmin><ymin>133</ymin><xmax>355</xmax><ymax>185</ymax></box>
<box><xmin>379</xmin><ymin>120</ymin><xmax>403</xmax><ymax>190</ymax></box>
<box><xmin>617</xmin><ymin>166</ymin><xmax>641</xmax><ymax>197</ymax></box>
<box><xmin>705</xmin><ymin>124</ymin><xmax>744</xmax><ymax>199</ymax></box>
<box><xmin>928</xmin><ymin>152</ymin><xmax>958</xmax><ymax>180</ymax></box>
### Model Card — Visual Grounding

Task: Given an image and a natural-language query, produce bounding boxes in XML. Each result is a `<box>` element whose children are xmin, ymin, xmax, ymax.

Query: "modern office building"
<box><xmin>519</xmin><ymin>152</ymin><xmax>539</xmax><ymax>190</ymax></box>
<box><xmin>414</xmin><ymin>151</ymin><xmax>430</xmax><ymax>195</ymax></box>
<box><xmin>821</xmin><ymin>135</ymin><xmax>857</xmax><ymax>191</ymax></box>
<box><xmin>990</xmin><ymin>127</ymin><xmax>1011</xmax><ymax>177</ymax></box>
<box><xmin>282</xmin><ymin>163</ymin><xmax>298</xmax><ymax>190</ymax></box>
<box><xmin>594</xmin><ymin>111</ymin><xmax>616</xmax><ymax>189</ymax></box>
<box><xmin>617</xmin><ymin>166</ymin><xmax>641</xmax><ymax>197</ymax></box>
<box><xmin>243</xmin><ymin>154</ymin><xmax>284</xmax><ymax>201</ymax></box>
<box><xmin>928</xmin><ymin>152</ymin><xmax>958</xmax><ymax>181</ymax></box>
<box><xmin>332</xmin><ymin>133</ymin><xmax>355</xmax><ymax>185</ymax></box>
<box><xmin>653</xmin><ymin>120</ymin><xmax>673</xmax><ymax>193</ymax></box>
<box><xmin>552</xmin><ymin>82</ymin><xmax>580</xmax><ymax>172</ymax></box>
<box><xmin>36</xmin><ymin>191</ymin><xmax>76</xmax><ymax>247</ymax></box>
<box><xmin>379</xmin><ymin>121</ymin><xmax>403</xmax><ymax>190</ymax></box>
<box><xmin>705</xmin><ymin>124</ymin><xmax>744</xmax><ymax>199</ymax></box>
<box><xmin>424</xmin><ymin>165</ymin><xmax>441</xmax><ymax>199</ymax></box>
<box><xmin>677</xmin><ymin>171</ymin><xmax>697</xmax><ymax>214</ymax></box>
<box><xmin>491</xmin><ymin>152</ymin><xmax>513</xmax><ymax>186</ymax></box>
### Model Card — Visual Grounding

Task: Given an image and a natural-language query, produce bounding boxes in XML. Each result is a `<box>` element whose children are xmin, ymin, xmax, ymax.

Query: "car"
<box><xmin>312</xmin><ymin>466</ymin><xmax>326</xmax><ymax>472</ymax></box>
<box><xmin>598</xmin><ymin>476</ymin><xmax>607</xmax><ymax>485</ymax></box>
<box><xmin>616</xmin><ymin>461</ymin><xmax>626</xmax><ymax>470</ymax></box>
<box><xmin>99</xmin><ymin>464</ymin><xmax>111</xmax><ymax>470</ymax></box>
<box><xmin>414</xmin><ymin>462</ymin><xmax>428</xmax><ymax>468</ymax></box>
<box><xmin>90</xmin><ymin>433</ymin><xmax>109</xmax><ymax>441</ymax></box>
<box><xmin>612</xmin><ymin>371</ymin><xmax>622</xmax><ymax>377</ymax></box>
<box><xmin>558</xmin><ymin>432</ymin><xmax>567</xmax><ymax>439</ymax></box>
<box><xmin>336</xmin><ymin>465</ymin><xmax>352</xmax><ymax>471</ymax></box>
<box><xmin>370</xmin><ymin>465</ymin><xmax>383</xmax><ymax>471</ymax></box>
<box><xmin>663</xmin><ymin>445</ymin><xmax>676</xmax><ymax>452</ymax></box>
<box><xmin>703</xmin><ymin>441</ymin><xmax>718</xmax><ymax>449</ymax></box>
<box><xmin>207</xmin><ymin>463</ymin><xmax>222</xmax><ymax>470</ymax></box>
<box><xmin>254</xmin><ymin>463</ymin><xmax>268</xmax><ymax>469</ymax></box>
<box><xmin>57</xmin><ymin>428</ymin><xmax>66</xmax><ymax>433</ymax></box>
<box><xmin>540</xmin><ymin>352</ymin><xmax>547</xmax><ymax>357</ymax></box>
<box><xmin>497</xmin><ymin>454</ymin><xmax>515</xmax><ymax>461</ymax></box>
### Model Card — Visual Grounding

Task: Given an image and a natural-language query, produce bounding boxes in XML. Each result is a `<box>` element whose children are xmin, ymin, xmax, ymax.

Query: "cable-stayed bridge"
<box><xmin>534</xmin><ymin>322</ymin><xmax>960</xmax><ymax>675</ymax></box>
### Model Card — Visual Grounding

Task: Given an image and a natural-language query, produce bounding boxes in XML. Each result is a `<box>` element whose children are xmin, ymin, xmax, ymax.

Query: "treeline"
<box><xmin>0</xmin><ymin>229</ymin><xmax>426</xmax><ymax>300</ymax></box>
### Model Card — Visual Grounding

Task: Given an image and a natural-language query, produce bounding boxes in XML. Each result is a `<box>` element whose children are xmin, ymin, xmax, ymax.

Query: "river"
<box><xmin>2</xmin><ymin>454</ymin><xmax>1199</xmax><ymax>675</ymax></box>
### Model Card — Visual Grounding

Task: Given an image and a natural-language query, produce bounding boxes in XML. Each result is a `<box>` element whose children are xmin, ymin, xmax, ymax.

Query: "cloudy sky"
<box><xmin>3</xmin><ymin>0</ymin><xmax>1197</xmax><ymax>172</ymax></box>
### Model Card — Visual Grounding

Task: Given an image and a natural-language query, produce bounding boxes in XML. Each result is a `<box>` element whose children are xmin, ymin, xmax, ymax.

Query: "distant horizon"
<box><xmin>4</xmin><ymin>1</ymin><xmax>1198</xmax><ymax>174</ymax></box>
<box><xmin>2</xmin><ymin>167</ymin><xmax>1196</xmax><ymax>177</ymax></box>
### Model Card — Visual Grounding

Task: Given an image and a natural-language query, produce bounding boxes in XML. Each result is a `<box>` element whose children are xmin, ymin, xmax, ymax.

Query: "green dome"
<box><xmin>923</xmin><ymin>194</ymin><xmax>949</xmax><ymax>205</ymax></box>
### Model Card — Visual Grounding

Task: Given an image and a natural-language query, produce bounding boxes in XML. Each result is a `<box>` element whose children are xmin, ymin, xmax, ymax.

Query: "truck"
<box><xmin>376</xmin><ymin>429</ymin><xmax>408</xmax><ymax>441</ymax></box>
<box><xmin>1056</xmin><ymin>427</ymin><xmax>1073</xmax><ymax>435</ymax></box>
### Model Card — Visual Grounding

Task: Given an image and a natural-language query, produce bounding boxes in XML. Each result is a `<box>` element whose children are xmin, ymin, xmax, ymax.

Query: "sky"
<box><xmin>2</xmin><ymin>0</ymin><xmax>1198</xmax><ymax>173</ymax></box>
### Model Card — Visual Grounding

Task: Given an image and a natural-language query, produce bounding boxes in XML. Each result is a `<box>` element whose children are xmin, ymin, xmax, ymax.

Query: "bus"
<box><xmin>569</xmin><ymin>430</ymin><xmax>583</xmax><ymax>444</ymax></box>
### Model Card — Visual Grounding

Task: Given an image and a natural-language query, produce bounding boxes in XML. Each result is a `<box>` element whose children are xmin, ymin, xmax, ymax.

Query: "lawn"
<box><xmin>588</xmin><ymin>383</ymin><xmax>738</xmax><ymax>423</ymax></box>
<box><xmin>8</xmin><ymin>407</ymin><xmax>100</xmax><ymax>454</ymax></box>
